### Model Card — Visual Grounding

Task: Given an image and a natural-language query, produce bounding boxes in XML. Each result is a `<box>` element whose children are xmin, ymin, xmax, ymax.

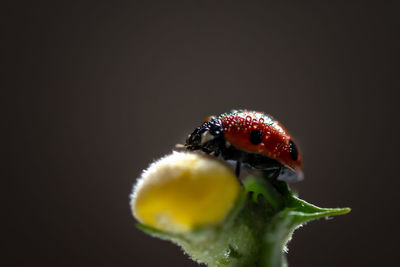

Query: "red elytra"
<box><xmin>219</xmin><ymin>111</ymin><xmax>302</xmax><ymax>175</ymax></box>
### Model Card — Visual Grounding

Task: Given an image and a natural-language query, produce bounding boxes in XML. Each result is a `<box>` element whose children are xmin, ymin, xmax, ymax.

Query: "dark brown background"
<box><xmin>4</xmin><ymin>1</ymin><xmax>399</xmax><ymax>266</ymax></box>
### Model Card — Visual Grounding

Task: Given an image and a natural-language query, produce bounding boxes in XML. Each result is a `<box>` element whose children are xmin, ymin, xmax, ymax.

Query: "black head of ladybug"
<box><xmin>186</xmin><ymin>118</ymin><xmax>225</xmax><ymax>155</ymax></box>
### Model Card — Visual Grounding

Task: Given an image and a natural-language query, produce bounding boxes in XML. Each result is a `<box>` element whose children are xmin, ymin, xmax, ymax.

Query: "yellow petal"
<box><xmin>131</xmin><ymin>152</ymin><xmax>241</xmax><ymax>233</ymax></box>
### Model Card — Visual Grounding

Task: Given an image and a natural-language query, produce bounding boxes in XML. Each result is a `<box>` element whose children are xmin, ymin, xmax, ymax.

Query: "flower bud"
<box><xmin>131</xmin><ymin>152</ymin><xmax>241</xmax><ymax>233</ymax></box>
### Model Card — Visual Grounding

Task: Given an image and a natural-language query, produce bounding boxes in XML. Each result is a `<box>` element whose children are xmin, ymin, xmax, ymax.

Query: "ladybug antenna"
<box><xmin>175</xmin><ymin>144</ymin><xmax>185</xmax><ymax>149</ymax></box>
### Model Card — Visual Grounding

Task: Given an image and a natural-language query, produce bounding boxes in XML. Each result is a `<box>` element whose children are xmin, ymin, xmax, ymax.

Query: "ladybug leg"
<box><xmin>261</xmin><ymin>166</ymin><xmax>290</xmax><ymax>196</ymax></box>
<box><xmin>270</xmin><ymin>166</ymin><xmax>290</xmax><ymax>195</ymax></box>
<box><xmin>235</xmin><ymin>160</ymin><xmax>241</xmax><ymax>177</ymax></box>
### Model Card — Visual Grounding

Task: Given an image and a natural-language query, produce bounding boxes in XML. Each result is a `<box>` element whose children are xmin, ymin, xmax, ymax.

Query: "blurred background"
<box><xmin>4</xmin><ymin>1</ymin><xmax>398</xmax><ymax>266</ymax></box>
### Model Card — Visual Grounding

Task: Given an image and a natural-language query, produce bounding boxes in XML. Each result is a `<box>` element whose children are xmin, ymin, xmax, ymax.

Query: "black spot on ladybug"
<box><xmin>249</xmin><ymin>130</ymin><xmax>263</xmax><ymax>145</ymax></box>
<box><xmin>289</xmin><ymin>140</ymin><xmax>298</xmax><ymax>161</ymax></box>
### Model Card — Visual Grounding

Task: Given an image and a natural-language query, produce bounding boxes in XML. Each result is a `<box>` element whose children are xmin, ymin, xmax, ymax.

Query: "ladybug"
<box><xmin>185</xmin><ymin>110</ymin><xmax>303</xmax><ymax>182</ymax></box>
